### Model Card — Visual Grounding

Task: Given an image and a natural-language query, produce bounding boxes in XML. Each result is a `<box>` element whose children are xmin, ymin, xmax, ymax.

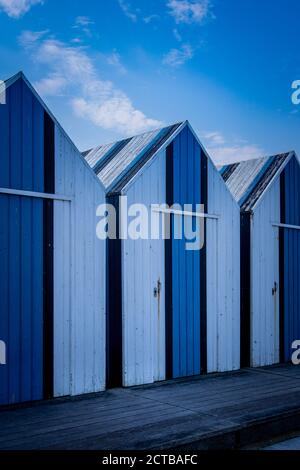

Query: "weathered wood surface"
<box><xmin>264</xmin><ymin>435</ymin><xmax>300</xmax><ymax>450</ymax></box>
<box><xmin>1</xmin><ymin>364</ymin><xmax>300</xmax><ymax>450</ymax></box>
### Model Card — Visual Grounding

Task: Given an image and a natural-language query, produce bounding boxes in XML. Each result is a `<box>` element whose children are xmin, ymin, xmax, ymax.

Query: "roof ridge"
<box><xmin>82</xmin><ymin>121</ymin><xmax>185</xmax><ymax>154</ymax></box>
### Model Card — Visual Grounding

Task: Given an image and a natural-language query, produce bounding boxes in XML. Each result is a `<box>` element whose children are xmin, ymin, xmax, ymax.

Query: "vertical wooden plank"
<box><xmin>207</xmin><ymin>156</ymin><xmax>240</xmax><ymax>373</ymax></box>
<box><xmin>43</xmin><ymin>111</ymin><xmax>55</xmax><ymax>399</ymax></box>
<box><xmin>207</xmin><ymin>161</ymin><xmax>219</xmax><ymax>372</ymax></box>
<box><xmin>172</xmin><ymin>136</ymin><xmax>180</xmax><ymax>377</ymax></box>
<box><xmin>251</xmin><ymin>178</ymin><xmax>280</xmax><ymax>367</ymax></box>
<box><xmin>53</xmin><ymin>128</ymin><xmax>66</xmax><ymax>397</ymax></box>
<box><xmin>193</xmin><ymin>140</ymin><xmax>201</xmax><ymax>375</ymax></box>
<box><xmin>282</xmin><ymin>157</ymin><xmax>300</xmax><ymax>362</ymax></box>
<box><xmin>200</xmin><ymin>146</ymin><xmax>207</xmax><ymax>374</ymax></box>
<box><xmin>0</xmin><ymin>78</ymin><xmax>10</xmax><ymax>405</ymax></box>
<box><xmin>31</xmin><ymin>96</ymin><xmax>44</xmax><ymax>401</ymax></box>
<box><xmin>8</xmin><ymin>79</ymin><xmax>22</xmax><ymax>404</ymax></box>
<box><xmin>179</xmin><ymin>128</ymin><xmax>187</xmax><ymax>376</ymax></box>
<box><xmin>121</xmin><ymin>149</ymin><xmax>166</xmax><ymax>386</ymax></box>
<box><xmin>186</xmin><ymin>130</ymin><xmax>194</xmax><ymax>376</ymax></box>
<box><xmin>20</xmin><ymin>82</ymin><xmax>33</xmax><ymax>401</ymax></box>
<box><xmin>165</xmin><ymin>143</ymin><xmax>173</xmax><ymax>380</ymax></box>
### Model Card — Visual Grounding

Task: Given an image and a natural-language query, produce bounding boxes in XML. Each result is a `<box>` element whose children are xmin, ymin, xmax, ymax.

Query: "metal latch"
<box><xmin>272</xmin><ymin>281</ymin><xmax>278</xmax><ymax>296</ymax></box>
<box><xmin>154</xmin><ymin>279</ymin><xmax>161</xmax><ymax>298</ymax></box>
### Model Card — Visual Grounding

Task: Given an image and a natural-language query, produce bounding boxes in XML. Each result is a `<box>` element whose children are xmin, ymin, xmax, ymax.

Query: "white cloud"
<box><xmin>72</xmin><ymin>95</ymin><xmax>160</xmax><ymax>136</ymax></box>
<box><xmin>208</xmin><ymin>145</ymin><xmax>264</xmax><ymax>165</ymax></box>
<box><xmin>71</xmin><ymin>37</ymin><xmax>83</xmax><ymax>44</ymax></box>
<box><xmin>201</xmin><ymin>131</ymin><xmax>225</xmax><ymax>145</ymax></box>
<box><xmin>73</xmin><ymin>15</ymin><xmax>95</xmax><ymax>37</ymax></box>
<box><xmin>106</xmin><ymin>51</ymin><xmax>127</xmax><ymax>75</ymax></box>
<box><xmin>74</xmin><ymin>16</ymin><xmax>94</xmax><ymax>27</ymax></box>
<box><xmin>20</xmin><ymin>32</ymin><xmax>162</xmax><ymax>135</ymax></box>
<box><xmin>18</xmin><ymin>29</ymin><xmax>47</xmax><ymax>48</ymax></box>
<box><xmin>0</xmin><ymin>0</ymin><xmax>43</xmax><ymax>18</ymax></box>
<box><xmin>143</xmin><ymin>14</ymin><xmax>160</xmax><ymax>24</ymax></box>
<box><xmin>201</xmin><ymin>131</ymin><xmax>264</xmax><ymax>165</ymax></box>
<box><xmin>34</xmin><ymin>74</ymin><xmax>67</xmax><ymax>96</ymax></box>
<box><xmin>173</xmin><ymin>28</ymin><xmax>182</xmax><ymax>42</ymax></box>
<box><xmin>163</xmin><ymin>44</ymin><xmax>193</xmax><ymax>67</ymax></box>
<box><xmin>118</xmin><ymin>0</ymin><xmax>137</xmax><ymax>22</ymax></box>
<box><xmin>167</xmin><ymin>0</ymin><xmax>212</xmax><ymax>24</ymax></box>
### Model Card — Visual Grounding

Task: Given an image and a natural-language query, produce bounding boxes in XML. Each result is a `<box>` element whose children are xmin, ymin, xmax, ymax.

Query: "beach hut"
<box><xmin>0</xmin><ymin>72</ymin><xmax>106</xmax><ymax>405</ymax></box>
<box><xmin>85</xmin><ymin>121</ymin><xmax>240</xmax><ymax>387</ymax></box>
<box><xmin>221</xmin><ymin>151</ymin><xmax>300</xmax><ymax>367</ymax></box>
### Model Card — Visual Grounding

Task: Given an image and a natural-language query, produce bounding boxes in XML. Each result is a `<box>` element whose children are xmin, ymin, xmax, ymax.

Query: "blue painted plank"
<box><xmin>172</xmin><ymin>135</ymin><xmax>180</xmax><ymax>377</ymax></box>
<box><xmin>20</xmin><ymin>81</ymin><xmax>33</xmax><ymax>401</ymax></box>
<box><xmin>22</xmin><ymin>80</ymin><xmax>33</xmax><ymax>190</ymax></box>
<box><xmin>0</xmin><ymin>80</ymin><xmax>10</xmax><ymax>187</ymax></box>
<box><xmin>8</xmin><ymin>80</ymin><xmax>22</xmax><ymax>404</ymax></box>
<box><xmin>31</xmin><ymin>96</ymin><xmax>44</xmax><ymax>400</ymax></box>
<box><xmin>31</xmin><ymin>199</ymin><xmax>44</xmax><ymax>400</ymax></box>
<box><xmin>179</xmin><ymin>127</ymin><xmax>187</xmax><ymax>377</ymax></box>
<box><xmin>0</xmin><ymin>195</ymin><xmax>9</xmax><ymax>405</ymax></box>
<box><xmin>194</xmin><ymin>139</ymin><xmax>201</xmax><ymax>374</ymax></box>
<box><xmin>33</xmin><ymin>98</ymin><xmax>44</xmax><ymax>192</ymax></box>
<box><xmin>283</xmin><ymin>157</ymin><xmax>300</xmax><ymax>362</ymax></box>
<box><xmin>186</xmin><ymin>128</ymin><xmax>194</xmax><ymax>376</ymax></box>
<box><xmin>171</xmin><ymin>127</ymin><xmax>201</xmax><ymax>378</ymax></box>
<box><xmin>1</xmin><ymin>77</ymin><xmax>45</xmax><ymax>405</ymax></box>
<box><xmin>0</xmin><ymin>82</ymin><xmax>10</xmax><ymax>405</ymax></box>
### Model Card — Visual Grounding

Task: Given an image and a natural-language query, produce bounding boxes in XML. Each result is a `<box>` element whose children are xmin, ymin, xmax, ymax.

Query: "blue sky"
<box><xmin>0</xmin><ymin>0</ymin><xmax>299</xmax><ymax>163</ymax></box>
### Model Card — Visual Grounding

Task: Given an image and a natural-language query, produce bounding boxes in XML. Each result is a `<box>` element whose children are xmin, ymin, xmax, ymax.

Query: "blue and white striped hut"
<box><xmin>0</xmin><ymin>72</ymin><xmax>106</xmax><ymax>405</ymax></box>
<box><xmin>221</xmin><ymin>151</ymin><xmax>300</xmax><ymax>368</ymax></box>
<box><xmin>85</xmin><ymin>121</ymin><xmax>241</xmax><ymax>387</ymax></box>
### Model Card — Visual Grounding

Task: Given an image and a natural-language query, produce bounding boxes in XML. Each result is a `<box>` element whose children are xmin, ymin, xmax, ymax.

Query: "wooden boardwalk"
<box><xmin>1</xmin><ymin>364</ymin><xmax>300</xmax><ymax>450</ymax></box>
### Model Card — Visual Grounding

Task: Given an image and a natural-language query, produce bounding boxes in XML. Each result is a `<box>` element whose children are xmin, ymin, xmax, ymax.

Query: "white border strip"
<box><xmin>152</xmin><ymin>207</ymin><xmax>219</xmax><ymax>220</ymax></box>
<box><xmin>272</xmin><ymin>222</ymin><xmax>300</xmax><ymax>231</ymax></box>
<box><xmin>0</xmin><ymin>187</ymin><xmax>72</xmax><ymax>202</ymax></box>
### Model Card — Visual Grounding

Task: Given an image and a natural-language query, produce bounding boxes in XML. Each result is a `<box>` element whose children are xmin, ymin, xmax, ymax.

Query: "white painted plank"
<box><xmin>54</xmin><ymin>125</ymin><xmax>106</xmax><ymax>397</ymax></box>
<box><xmin>251</xmin><ymin>177</ymin><xmax>280</xmax><ymax>367</ymax></box>
<box><xmin>122</xmin><ymin>149</ymin><xmax>166</xmax><ymax>386</ymax></box>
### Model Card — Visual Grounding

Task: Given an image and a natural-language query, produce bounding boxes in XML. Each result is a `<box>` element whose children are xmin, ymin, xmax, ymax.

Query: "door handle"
<box><xmin>272</xmin><ymin>282</ymin><xmax>278</xmax><ymax>296</ymax></box>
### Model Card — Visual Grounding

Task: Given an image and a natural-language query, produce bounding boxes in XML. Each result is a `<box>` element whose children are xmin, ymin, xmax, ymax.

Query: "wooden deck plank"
<box><xmin>1</xmin><ymin>364</ymin><xmax>300</xmax><ymax>450</ymax></box>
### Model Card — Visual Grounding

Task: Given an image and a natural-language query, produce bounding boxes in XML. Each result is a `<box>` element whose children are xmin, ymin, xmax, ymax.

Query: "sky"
<box><xmin>0</xmin><ymin>0</ymin><xmax>299</xmax><ymax>164</ymax></box>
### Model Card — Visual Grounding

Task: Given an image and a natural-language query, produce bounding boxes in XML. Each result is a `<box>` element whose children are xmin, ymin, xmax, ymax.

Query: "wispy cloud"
<box><xmin>73</xmin><ymin>15</ymin><xmax>95</xmax><ymax>37</ymax></box>
<box><xmin>167</xmin><ymin>0</ymin><xmax>213</xmax><ymax>24</ymax></box>
<box><xmin>143</xmin><ymin>14</ymin><xmax>160</xmax><ymax>24</ymax></box>
<box><xmin>202</xmin><ymin>131</ymin><xmax>225</xmax><ymax>145</ymax></box>
<box><xmin>74</xmin><ymin>16</ymin><xmax>94</xmax><ymax>27</ymax></box>
<box><xmin>20</xmin><ymin>31</ymin><xmax>162</xmax><ymax>135</ymax></box>
<box><xmin>118</xmin><ymin>0</ymin><xmax>137</xmax><ymax>22</ymax></box>
<box><xmin>34</xmin><ymin>74</ymin><xmax>68</xmax><ymax>96</ymax></box>
<box><xmin>19</xmin><ymin>29</ymin><xmax>48</xmax><ymax>48</ymax></box>
<box><xmin>209</xmin><ymin>145</ymin><xmax>264</xmax><ymax>164</ymax></box>
<box><xmin>173</xmin><ymin>28</ymin><xmax>182</xmax><ymax>42</ymax></box>
<box><xmin>106</xmin><ymin>51</ymin><xmax>127</xmax><ymax>75</ymax></box>
<box><xmin>163</xmin><ymin>43</ymin><xmax>193</xmax><ymax>67</ymax></box>
<box><xmin>201</xmin><ymin>131</ymin><xmax>264</xmax><ymax>164</ymax></box>
<box><xmin>0</xmin><ymin>0</ymin><xmax>43</xmax><ymax>18</ymax></box>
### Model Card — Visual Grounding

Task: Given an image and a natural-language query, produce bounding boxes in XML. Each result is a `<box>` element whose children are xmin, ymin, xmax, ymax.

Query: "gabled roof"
<box><xmin>83</xmin><ymin>122</ymin><xmax>184</xmax><ymax>194</ymax></box>
<box><xmin>4</xmin><ymin>71</ymin><xmax>106</xmax><ymax>192</ymax></box>
<box><xmin>220</xmin><ymin>152</ymin><xmax>295</xmax><ymax>211</ymax></box>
